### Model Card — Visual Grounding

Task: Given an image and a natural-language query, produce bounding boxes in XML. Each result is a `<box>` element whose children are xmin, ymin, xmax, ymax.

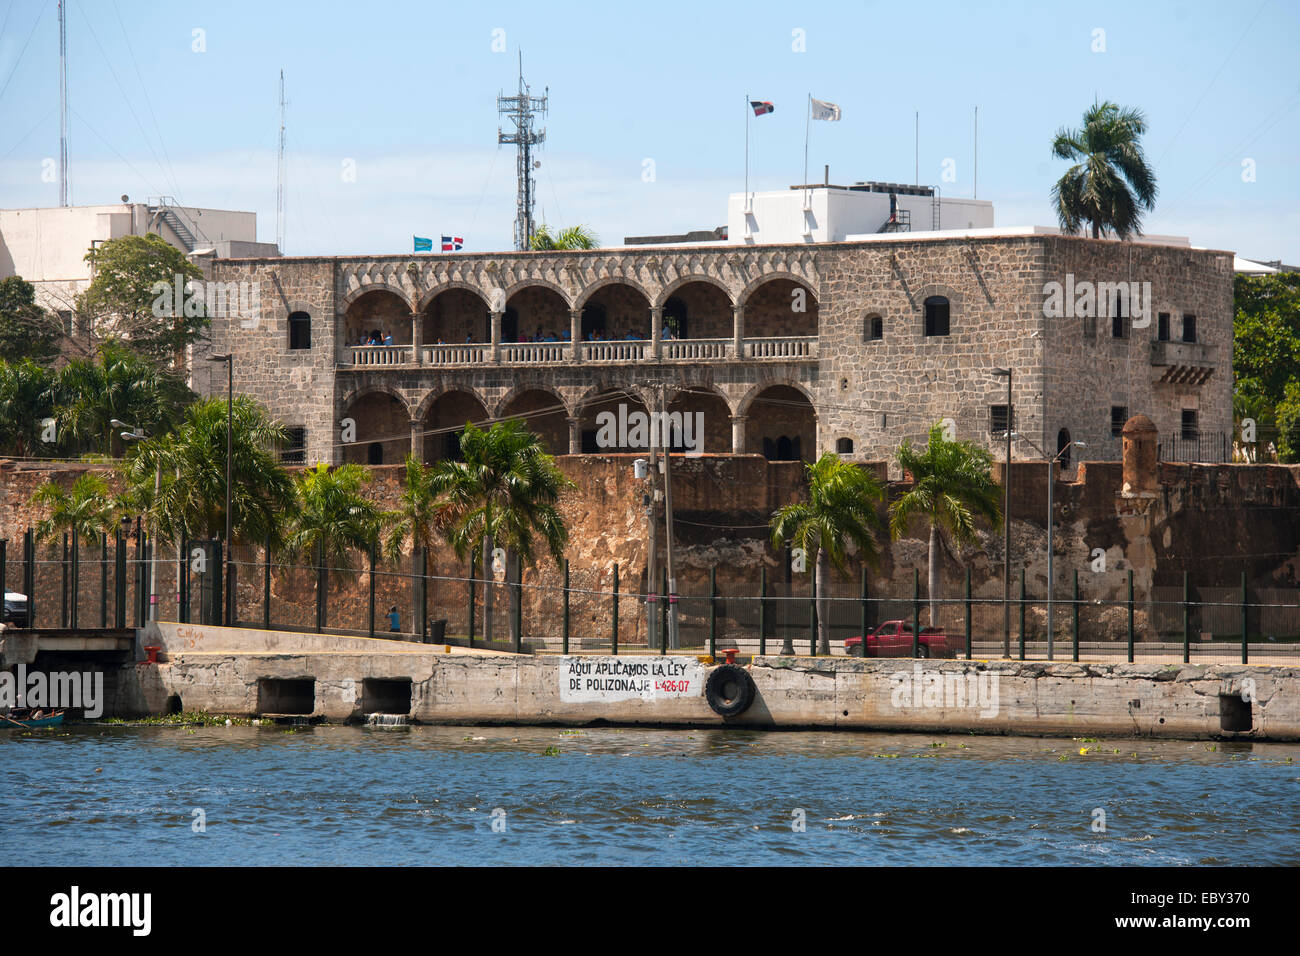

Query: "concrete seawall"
<box><xmin>91</xmin><ymin>623</ymin><xmax>1300</xmax><ymax>741</ymax></box>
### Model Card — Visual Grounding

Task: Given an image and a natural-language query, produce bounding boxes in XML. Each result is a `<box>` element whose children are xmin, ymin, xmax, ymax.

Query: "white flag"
<box><xmin>810</xmin><ymin>98</ymin><xmax>841</xmax><ymax>122</ymax></box>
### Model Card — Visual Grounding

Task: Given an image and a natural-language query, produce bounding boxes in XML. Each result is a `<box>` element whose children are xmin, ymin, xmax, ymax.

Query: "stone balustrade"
<box><xmin>341</xmin><ymin>336</ymin><xmax>816</xmax><ymax>368</ymax></box>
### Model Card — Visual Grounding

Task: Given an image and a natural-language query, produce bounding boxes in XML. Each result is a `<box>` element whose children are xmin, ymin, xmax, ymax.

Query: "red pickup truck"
<box><xmin>843</xmin><ymin>620</ymin><xmax>955</xmax><ymax>658</ymax></box>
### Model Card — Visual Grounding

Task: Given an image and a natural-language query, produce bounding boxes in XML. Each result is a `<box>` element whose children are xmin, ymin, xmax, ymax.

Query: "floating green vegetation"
<box><xmin>100</xmin><ymin>712</ymin><xmax>258</xmax><ymax>727</ymax></box>
<box><xmin>543</xmin><ymin>746</ymin><xmax>561</xmax><ymax>756</ymax></box>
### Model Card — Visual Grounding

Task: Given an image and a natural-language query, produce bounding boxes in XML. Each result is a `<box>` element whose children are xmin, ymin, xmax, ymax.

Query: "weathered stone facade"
<box><xmin>197</xmin><ymin>234</ymin><xmax>1234</xmax><ymax>472</ymax></box>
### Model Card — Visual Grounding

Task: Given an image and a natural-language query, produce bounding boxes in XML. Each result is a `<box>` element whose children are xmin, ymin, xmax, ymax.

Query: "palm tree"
<box><xmin>120</xmin><ymin>396</ymin><xmax>294</xmax><ymax>546</ymax></box>
<box><xmin>285</xmin><ymin>463</ymin><xmax>391</xmax><ymax>574</ymax></box>
<box><xmin>433</xmin><ymin>420</ymin><xmax>573</xmax><ymax>643</ymax></box>
<box><xmin>889</xmin><ymin>424</ymin><xmax>1003</xmax><ymax>629</ymax></box>
<box><xmin>383</xmin><ymin>453</ymin><xmax>458</xmax><ymax>564</ymax></box>
<box><xmin>0</xmin><ymin>360</ymin><xmax>56</xmax><ymax>459</ymax></box>
<box><xmin>529</xmin><ymin>224</ymin><xmax>598</xmax><ymax>251</ymax></box>
<box><xmin>30</xmin><ymin>472</ymin><xmax>122</xmax><ymax>546</ymax></box>
<box><xmin>1051</xmin><ymin>100</ymin><xmax>1157</xmax><ymax>239</ymax></box>
<box><xmin>769</xmin><ymin>454</ymin><xmax>886</xmax><ymax>655</ymax></box>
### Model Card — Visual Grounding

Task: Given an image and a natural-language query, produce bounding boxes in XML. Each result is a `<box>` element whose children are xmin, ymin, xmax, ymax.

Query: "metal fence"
<box><xmin>5</xmin><ymin>529</ymin><xmax>1299</xmax><ymax>666</ymax></box>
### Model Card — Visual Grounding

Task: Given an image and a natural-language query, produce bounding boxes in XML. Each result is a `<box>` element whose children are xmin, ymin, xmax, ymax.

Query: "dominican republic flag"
<box><xmin>750</xmin><ymin>100</ymin><xmax>774</xmax><ymax>116</ymax></box>
<box><xmin>413</xmin><ymin>236</ymin><xmax>433</xmax><ymax>252</ymax></box>
<box><xmin>810</xmin><ymin>97</ymin><xmax>842</xmax><ymax>122</ymax></box>
<box><xmin>441</xmin><ymin>235</ymin><xmax>463</xmax><ymax>252</ymax></box>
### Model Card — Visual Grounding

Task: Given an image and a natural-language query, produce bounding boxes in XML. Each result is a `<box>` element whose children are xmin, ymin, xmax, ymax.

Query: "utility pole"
<box><xmin>659</xmin><ymin>386</ymin><xmax>679</xmax><ymax>649</ymax></box>
<box><xmin>276</xmin><ymin>70</ymin><xmax>286</xmax><ymax>253</ymax></box>
<box><xmin>58</xmin><ymin>0</ymin><xmax>68</xmax><ymax>206</ymax></box>
<box><xmin>497</xmin><ymin>53</ymin><xmax>547</xmax><ymax>251</ymax></box>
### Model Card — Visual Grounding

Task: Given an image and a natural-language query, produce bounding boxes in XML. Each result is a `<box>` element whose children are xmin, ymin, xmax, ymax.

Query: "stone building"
<box><xmin>195</xmin><ymin>225</ymin><xmax>1234</xmax><ymax>472</ymax></box>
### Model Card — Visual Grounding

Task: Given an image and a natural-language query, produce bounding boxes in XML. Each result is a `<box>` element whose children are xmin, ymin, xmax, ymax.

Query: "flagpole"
<box><xmin>744</xmin><ymin>93</ymin><xmax>750</xmax><ymax>210</ymax></box>
<box><xmin>803</xmin><ymin>94</ymin><xmax>811</xmax><ymax>203</ymax></box>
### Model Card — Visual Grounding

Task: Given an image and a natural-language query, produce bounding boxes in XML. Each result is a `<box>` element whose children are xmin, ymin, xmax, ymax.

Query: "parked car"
<box><xmin>843</xmin><ymin>620</ymin><xmax>954</xmax><ymax>658</ymax></box>
<box><xmin>2</xmin><ymin>591</ymin><xmax>29</xmax><ymax>628</ymax></box>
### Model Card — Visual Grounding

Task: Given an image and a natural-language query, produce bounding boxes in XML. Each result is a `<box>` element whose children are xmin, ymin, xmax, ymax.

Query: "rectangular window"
<box><xmin>989</xmin><ymin>405</ymin><xmax>1013</xmax><ymax>437</ymax></box>
<box><xmin>1110</xmin><ymin>406</ymin><xmax>1128</xmax><ymax>437</ymax></box>
<box><xmin>1111</xmin><ymin>298</ymin><xmax>1128</xmax><ymax>339</ymax></box>
<box><xmin>923</xmin><ymin>298</ymin><xmax>950</xmax><ymax>337</ymax></box>
<box><xmin>281</xmin><ymin>427</ymin><xmax>307</xmax><ymax>464</ymax></box>
<box><xmin>1182</xmin><ymin>313</ymin><xmax>1197</xmax><ymax>343</ymax></box>
<box><xmin>1181</xmin><ymin>409</ymin><xmax>1199</xmax><ymax>441</ymax></box>
<box><xmin>1157</xmin><ymin>312</ymin><xmax>1170</xmax><ymax>341</ymax></box>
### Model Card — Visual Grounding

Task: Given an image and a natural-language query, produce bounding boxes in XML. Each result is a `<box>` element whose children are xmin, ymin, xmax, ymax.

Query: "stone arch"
<box><xmin>496</xmin><ymin>386</ymin><xmax>570</xmax><ymax>456</ymax></box>
<box><xmin>422</xmin><ymin>286</ymin><xmax>492</xmax><ymax>345</ymax></box>
<box><xmin>667</xmin><ymin>383</ymin><xmax>735</xmax><ymax>454</ymax></box>
<box><xmin>573</xmin><ymin>275</ymin><xmax>653</xmax><ymax>311</ymax></box>
<box><xmin>502</xmin><ymin>277</ymin><xmax>574</xmax><ymax>310</ymax></box>
<box><xmin>416</xmin><ymin>281</ymin><xmax>493</xmax><ymax>314</ymax></box>
<box><xmin>657</xmin><ymin>278</ymin><xmax>734</xmax><ymax>340</ymax></box>
<box><xmin>413</xmin><ymin>384</ymin><xmax>491</xmax><ymax>423</ymax></box>
<box><xmin>339</xmin><ymin>389</ymin><xmax>411</xmax><ymax>465</ymax></box>
<box><xmin>340</xmin><ymin>281</ymin><xmax>416</xmax><ymax>312</ymax></box>
<box><xmin>735</xmin><ymin>378</ymin><xmax>816</xmax><ymax>418</ymax></box>
<box><xmin>743</xmin><ymin>385</ymin><xmax>817</xmax><ymax>462</ymax></box>
<box><xmin>736</xmin><ymin>271</ymin><xmax>817</xmax><ymax>309</ymax></box>
<box><xmin>575</xmin><ymin>280</ymin><xmax>652</xmax><ymax>340</ymax></box>
<box><xmin>494</xmin><ymin>382</ymin><xmax>572</xmax><ymax>420</ymax></box>
<box><xmin>653</xmin><ymin>274</ymin><xmax>736</xmax><ymax>310</ymax></box>
<box><xmin>342</xmin><ymin>288</ymin><xmax>412</xmax><ymax>347</ymax></box>
<box><xmin>504</xmin><ymin>283</ymin><xmax>572</xmax><ymax>343</ymax></box>
<box><xmin>738</xmin><ymin>274</ymin><xmax>819</xmax><ymax>337</ymax></box>
<box><xmin>577</xmin><ymin>384</ymin><xmax>653</xmax><ymax>454</ymax></box>
<box><xmin>420</xmin><ymin>389</ymin><xmax>492</xmax><ymax>463</ymax></box>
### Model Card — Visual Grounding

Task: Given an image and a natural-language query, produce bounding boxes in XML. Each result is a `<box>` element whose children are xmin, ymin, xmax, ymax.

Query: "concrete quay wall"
<box><xmin>108</xmin><ymin>624</ymin><xmax>1300</xmax><ymax>741</ymax></box>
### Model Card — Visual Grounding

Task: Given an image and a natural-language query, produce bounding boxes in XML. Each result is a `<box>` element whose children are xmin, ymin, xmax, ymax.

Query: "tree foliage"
<box><xmin>1051</xmin><ymin>101</ymin><xmax>1158</xmax><ymax>240</ymax></box>
<box><xmin>0</xmin><ymin>275</ymin><xmax>62</xmax><ymax>362</ymax></box>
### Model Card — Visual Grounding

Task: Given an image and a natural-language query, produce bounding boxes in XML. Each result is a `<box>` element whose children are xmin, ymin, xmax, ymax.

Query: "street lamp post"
<box><xmin>1045</xmin><ymin>439</ymin><xmax>1085</xmax><ymax>660</ymax></box>
<box><xmin>212</xmin><ymin>354</ymin><xmax>234</xmax><ymax>626</ymax></box>
<box><xmin>113</xmin><ymin>419</ymin><xmax>160</xmax><ymax>621</ymax></box>
<box><xmin>991</xmin><ymin>368</ymin><xmax>1012</xmax><ymax>657</ymax></box>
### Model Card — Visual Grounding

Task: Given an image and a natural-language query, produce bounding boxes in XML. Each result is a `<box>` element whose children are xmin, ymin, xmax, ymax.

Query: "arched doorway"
<box><xmin>422</xmin><ymin>391</ymin><xmax>490</xmax><ymax>463</ymax></box>
<box><xmin>580</xmin><ymin>283</ymin><xmax>650</xmax><ymax>341</ymax></box>
<box><xmin>666</xmin><ymin>387</ymin><xmax>733</xmax><ymax>454</ymax></box>
<box><xmin>1057</xmin><ymin>428</ymin><xmax>1072</xmax><ymax>468</ymax></box>
<box><xmin>422</xmin><ymin>288</ymin><xmax>489</xmax><ymax>345</ymax></box>
<box><xmin>662</xmin><ymin>281</ymin><xmax>732</xmax><ymax>340</ymax></box>
<box><xmin>578</xmin><ymin>387</ymin><xmax>651</xmax><ymax>453</ymax></box>
<box><xmin>745</xmin><ymin>385</ymin><xmax>816</xmax><ymax>462</ymax></box>
<box><xmin>741</xmin><ymin>278</ymin><xmax>818</xmax><ymax>338</ymax></box>
<box><xmin>340</xmin><ymin>391</ymin><xmax>409</xmax><ymax>465</ymax></box>
<box><xmin>498</xmin><ymin>389</ymin><xmax>569</xmax><ymax>456</ymax></box>
<box><xmin>344</xmin><ymin>289</ymin><xmax>410</xmax><ymax>347</ymax></box>
<box><xmin>505</xmin><ymin>286</ymin><xmax>569</xmax><ymax>343</ymax></box>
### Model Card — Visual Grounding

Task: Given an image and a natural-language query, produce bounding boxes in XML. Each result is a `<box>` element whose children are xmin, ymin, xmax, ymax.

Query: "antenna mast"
<box><xmin>497</xmin><ymin>53</ymin><xmax>547</xmax><ymax>251</ymax></box>
<box><xmin>58</xmin><ymin>0</ymin><xmax>68</xmax><ymax>206</ymax></box>
<box><xmin>276</xmin><ymin>70</ymin><xmax>286</xmax><ymax>253</ymax></box>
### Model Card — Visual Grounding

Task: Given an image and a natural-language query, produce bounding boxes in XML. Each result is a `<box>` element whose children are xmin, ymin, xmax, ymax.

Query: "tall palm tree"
<box><xmin>121</xmin><ymin>396</ymin><xmax>294</xmax><ymax>546</ymax></box>
<box><xmin>890</xmin><ymin>424</ymin><xmax>1003</xmax><ymax>629</ymax></box>
<box><xmin>433</xmin><ymin>420</ymin><xmax>573</xmax><ymax>643</ymax></box>
<box><xmin>529</xmin><ymin>224</ymin><xmax>598</xmax><ymax>251</ymax></box>
<box><xmin>30</xmin><ymin>472</ymin><xmax>122</xmax><ymax>546</ymax></box>
<box><xmin>285</xmin><ymin>463</ymin><xmax>391</xmax><ymax>574</ymax></box>
<box><xmin>0</xmin><ymin>359</ymin><xmax>56</xmax><ymax>459</ymax></box>
<box><xmin>769</xmin><ymin>454</ymin><xmax>886</xmax><ymax>655</ymax></box>
<box><xmin>1051</xmin><ymin>101</ymin><xmax>1157</xmax><ymax>239</ymax></box>
<box><xmin>383</xmin><ymin>453</ymin><xmax>458</xmax><ymax>564</ymax></box>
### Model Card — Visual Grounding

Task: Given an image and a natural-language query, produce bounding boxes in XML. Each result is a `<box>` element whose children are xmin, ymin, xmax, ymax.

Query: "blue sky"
<box><xmin>1</xmin><ymin>0</ymin><xmax>1297</xmax><ymax>260</ymax></box>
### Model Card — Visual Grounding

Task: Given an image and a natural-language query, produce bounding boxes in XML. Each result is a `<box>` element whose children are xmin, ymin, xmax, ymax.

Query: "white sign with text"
<box><xmin>558</xmin><ymin>657</ymin><xmax>704</xmax><ymax>703</ymax></box>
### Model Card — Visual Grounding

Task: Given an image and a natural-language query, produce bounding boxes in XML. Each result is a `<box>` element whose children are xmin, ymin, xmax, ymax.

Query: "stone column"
<box><xmin>410</xmin><ymin>418</ymin><xmax>423</xmax><ymax>460</ymax></box>
<box><xmin>731</xmin><ymin>415</ymin><xmax>747</xmax><ymax>454</ymax></box>
<box><xmin>567</xmin><ymin>417</ymin><xmax>582</xmax><ymax>454</ymax></box>
<box><xmin>490</xmin><ymin>310</ymin><xmax>503</xmax><ymax>363</ymax></box>
<box><xmin>732</xmin><ymin>305</ymin><xmax>745</xmax><ymax>358</ymax></box>
<box><xmin>410</xmin><ymin>312</ymin><xmax>422</xmax><ymax>365</ymax></box>
<box><xmin>650</xmin><ymin>306</ymin><xmax>663</xmax><ymax>361</ymax></box>
<box><xmin>570</xmin><ymin>309</ymin><xmax>583</xmax><ymax>363</ymax></box>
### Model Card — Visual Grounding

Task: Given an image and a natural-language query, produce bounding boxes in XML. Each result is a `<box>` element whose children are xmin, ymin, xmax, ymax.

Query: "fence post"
<box><xmin>100</xmin><ymin>537</ymin><xmax>109</xmax><ymax>628</ymax></box>
<box><xmin>1240</xmin><ymin>571</ymin><xmax>1248</xmax><ymax>665</ymax></box>
<box><xmin>0</xmin><ymin>540</ymin><xmax>5</xmax><ymax>627</ymax></box>
<box><xmin>263</xmin><ymin>535</ymin><xmax>272</xmax><ymax>630</ymax></box>
<box><xmin>468</xmin><ymin>548</ymin><xmax>476</xmax><ymax>646</ymax></box>
<box><xmin>114</xmin><ymin>529</ymin><xmax>125</xmax><ymax>628</ymax></box>
<box><xmin>708</xmin><ymin>565</ymin><xmax>716</xmax><ymax>658</ymax></box>
<box><xmin>1127</xmin><ymin>569</ymin><xmax>1135</xmax><ymax>663</ymax></box>
<box><xmin>314</xmin><ymin>540</ymin><xmax>325</xmax><ymax>633</ymax></box>
<box><xmin>912</xmin><ymin>568</ymin><xmax>921</xmax><ymax>659</ymax></box>
<box><xmin>70</xmin><ymin>528</ymin><xmax>79</xmax><ymax>630</ymax></box>
<box><xmin>1072</xmin><ymin>570</ymin><xmax>1080</xmax><ymax>662</ymax></box>
<box><xmin>562</xmin><ymin>559</ymin><xmax>570</xmax><ymax>655</ymax></box>
<box><xmin>62</xmin><ymin>532</ymin><xmax>69</xmax><ymax>628</ymax></box>
<box><xmin>1182</xmin><ymin>571</ymin><xmax>1191</xmax><ymax>664</ymax></box>
<box><xmin>414</xmin><ymin>547</ymin><xmax>428</xmax><ymax>643</ymax></box>
<box><xmin>135</xmin><ymin>531</ymin><xmax>145</xmax><ymax>628</ymax></box>
<box><xmin>513</xmin><ymin>556</ymin><xmax>523</xmax><ymax>654</ymax></box>
<box><xmin>178</xmin><ymin>534</ymin><xmax>188</xmax><ymax>625</ymax></box>
<box><xmin>660</xmin><ymin>568</ymin><xmax>668</xmax><ymax>655</ymax></box>
<box><xmin>210</xmin><ymin>539</ymin><xmax>223</xmax><ymax>627</ymax></box>
<box><xmin>964</xmin><ymin>566</ymin><xmax>972</xmax><ymax>660</ymax></box>
<box><xmin>1017</xmin><ymin>568</ymin><xmax>1026</xmax><ymax>661</ymax></box>
<box><xmin>861</xmin><ymin>566</ymin><xmax>870</xmax><ymax>659</ymax></box>
<box><xmin>809</xmin><ymin>589</ymin><xmax>817</xmax><ymax>657</ymax></box>
<box><xmin>24</xmin><ymin>529</ymin><xmax>35</xmax><ymax>629</ymax></box>
<box><xmin>611</xmin><ymin>563</ymin><xmax>619</xmax><ymax>656</ymax></box>
<box><xmin>368</xmin><ymin>544</ymin><xmax>376</xmax><ymax>639</ymax></box>
<box><xmin>759</xmin><ymin>566</ymin><xmax>767</xmax><ymax>657</ymax></box>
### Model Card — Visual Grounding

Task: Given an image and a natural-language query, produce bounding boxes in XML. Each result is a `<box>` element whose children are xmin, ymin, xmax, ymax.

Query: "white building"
<box><xmin>0</xmin><ymin>200</ymin><xmax>274</xmax><ymax>318</ymax></box>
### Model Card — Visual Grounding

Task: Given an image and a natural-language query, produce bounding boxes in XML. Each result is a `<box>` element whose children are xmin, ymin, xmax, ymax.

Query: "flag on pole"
<box><xmin>413</xmin><ymin>236</ymin><xmax>433</xmax><ymax>252</ymax></box>
<box><xmin>441</xmin><ymin>235</ymin><xmax>463</xmax><ymax>252</ymax></box>
<box><xmin>810</xmin><ymin>98</ymin><xmax>841</xmax><ymax>121</ymax></box>
<box><xmin>750</xmin><ymin>100</ymin><xmax>775</xmax><ymax>116</ymax></box>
